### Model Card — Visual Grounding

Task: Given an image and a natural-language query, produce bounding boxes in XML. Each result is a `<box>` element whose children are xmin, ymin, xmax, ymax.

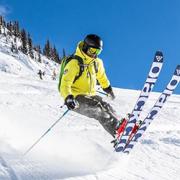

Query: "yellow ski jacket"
<box><xmin>59</xmin><ymin>41</ymin><xmax>110</xmax><ymax>99</ymax></box>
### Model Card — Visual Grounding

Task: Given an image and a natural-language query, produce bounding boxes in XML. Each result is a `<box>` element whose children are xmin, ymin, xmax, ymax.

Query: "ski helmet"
<box><xmin>83</xmin><ymin>34</ymin><xmax>103</xmax><ymax>50</ymax></box>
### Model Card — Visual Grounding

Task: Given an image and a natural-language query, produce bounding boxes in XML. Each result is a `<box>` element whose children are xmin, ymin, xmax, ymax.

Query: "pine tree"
<box><xmin>51</xmin><ymin>46</ymin><xmax>61</xmax><ymax>63</ymax></box>
<box><xmin>0</xmin><ymin>16</ymin><xmax>3</xmax><ymax>34</ymax></box>
<box><xmin>43</xmin><ymin>39</ymin><xmax>51</xmax><ymax>58</ymax></box>
<box><xmin>0</xmin><ymin>16</ymin><xmax>6</xmax><ymax>35</ymax></box>
<box><xmin>34</xmin><ymin>45</ymin><xmax>42</xmax><ymax>63</ymax></box>
<box><xmin>37</xmin><ymin>45</ymin><xmax>42</xmax><ymax>63</ymax></box>
<box><xmin>0</xmin><ymin>16</ymin><xmax>3</xmax><ymax>26</ymax></box>
<box><xmin>11</xmin><ymin>42</ymin><xmax>18</xmax><ymax>53</ymax></box>
<box><xmin>27</xmin><ymin>33</ymin><xmax>34</xmax><ymax>59</ymax></box>
<box><xmin>7</xmin><ymin>21</ymin><xmax>13</xmax><ymax>36</ymax></box>
<box><xmin>20</xmin><ymin>29</ymin><xmax>28</xmax><ymax>54</ymax></box>
<box><xmin>13</xmin><ymin>21</ymin><xmax>20</xmax><ymax>37</ymax></box>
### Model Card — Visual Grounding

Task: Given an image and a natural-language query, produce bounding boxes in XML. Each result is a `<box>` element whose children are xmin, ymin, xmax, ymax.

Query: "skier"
<box><xmin>59</xmin><ymin>34</ymin><xmax>121</xmax><ymax>137</ymax></box>
<box><xmin>38</xmin><ymin>69</ymin><xmax>43</xmax><ymax>80</ymax></box>
<box><xmin>52</xmin><ymin>68</ymin><xmax>57</xmax><ymax>80</ymax></box>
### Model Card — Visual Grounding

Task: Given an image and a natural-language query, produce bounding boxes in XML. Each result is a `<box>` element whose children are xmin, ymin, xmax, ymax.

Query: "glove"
<box><xmin>103</xmin><ymin>85</ymin><xmax>115</xmax><ymax>100</ymax></box>
<box><xmin>65</xmin><ymin>95</ymin><xmax>79</xmax><ymax>110</ymax></box>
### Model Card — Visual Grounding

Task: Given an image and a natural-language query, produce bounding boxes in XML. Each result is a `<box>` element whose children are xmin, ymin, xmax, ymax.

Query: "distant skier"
<box><xmin>38</xmin><ymin>69</ymin><xmax>43</xmax><ymax>80</ymax></box>
<box><xmin>58</xmin><ymin>34</ymin><xmax>121</xmax><ymax>137</ymax></box>
<box><xmin>52</xmin><ymin>68</ymin><xmax>57</xmax><ymax>80</ymax></box>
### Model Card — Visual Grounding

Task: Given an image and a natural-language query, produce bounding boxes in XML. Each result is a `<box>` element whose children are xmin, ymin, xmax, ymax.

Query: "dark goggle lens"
<box><xmin>88</xmin><ymin>47</ymin><xmax>102</xmax><ymax>55</ymax></box>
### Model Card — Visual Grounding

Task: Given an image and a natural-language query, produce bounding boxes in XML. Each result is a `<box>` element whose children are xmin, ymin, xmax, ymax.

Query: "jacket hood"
<box><xmin>75</xmin><ymin>41</ymin><xmax>96</xmax><ymax>64</ymax></box>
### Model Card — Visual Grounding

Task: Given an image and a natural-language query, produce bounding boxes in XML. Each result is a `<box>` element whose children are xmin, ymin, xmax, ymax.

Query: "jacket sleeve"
<box><xmin>60</xmin><ymin>60</ymin><xmax>79</xmax><ymax>99</ymax></box>
<box><xmin>96</xmin><ymin>59</ymin><xmax>110</xmax><ymax>89</ymax></box>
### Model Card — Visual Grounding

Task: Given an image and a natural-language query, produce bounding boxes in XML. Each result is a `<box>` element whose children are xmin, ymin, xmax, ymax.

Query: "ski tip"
<box><xmin>155</xmin><ymin>50</ymin><xmax>163</xmax><ymax>55</ymax></box>
<box><xmin>154</xmin><ymin>51</ymin><xmax>163</xmax><ymax>62</ymax></box>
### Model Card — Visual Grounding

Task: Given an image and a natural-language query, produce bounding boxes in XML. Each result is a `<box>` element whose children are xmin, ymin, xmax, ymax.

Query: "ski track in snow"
<box><xmin>0</xmin><ymin>156</ymin><xmax>18</xmax><ymax>180</ymax></box>
<box><xmin>0</xmin><ymin>42</ymin><xmax>180</xmax><ymax>179</ymax></box>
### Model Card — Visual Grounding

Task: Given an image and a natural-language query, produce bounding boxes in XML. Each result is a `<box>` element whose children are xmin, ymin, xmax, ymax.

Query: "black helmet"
<box><xmin>84</xmin><ymin>34</ymin><xmax>103</xmax><ymax>50</ymax></box>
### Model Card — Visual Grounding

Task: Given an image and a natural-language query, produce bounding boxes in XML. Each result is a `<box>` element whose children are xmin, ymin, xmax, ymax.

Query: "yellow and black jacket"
<box><xmin>59</xmin><ymin>41</ymin><xmax>110</xmax><ymax>99</ymax></box>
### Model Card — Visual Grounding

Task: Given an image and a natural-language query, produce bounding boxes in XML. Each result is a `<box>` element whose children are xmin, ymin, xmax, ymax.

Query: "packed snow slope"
<box><xmin>0</xmin><ymin>40</ymin><xmax>180</xmax><ymax>180</ymax></box>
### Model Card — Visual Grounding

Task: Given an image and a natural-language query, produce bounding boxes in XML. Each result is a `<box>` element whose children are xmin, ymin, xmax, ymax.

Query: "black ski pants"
<box><xmin>74</xmin><ymin>95</ymin><xmax>119</xmax><ymax>137</ymax></box>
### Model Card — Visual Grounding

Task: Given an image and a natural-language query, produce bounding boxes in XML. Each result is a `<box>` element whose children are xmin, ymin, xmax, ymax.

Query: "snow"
<box><xmin>0</xmin><ymin>35</ymin><xmax>180</xmax><ymax>180</ymax></box>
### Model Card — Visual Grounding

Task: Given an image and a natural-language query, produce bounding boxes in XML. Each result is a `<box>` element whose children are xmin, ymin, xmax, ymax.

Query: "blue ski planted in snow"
<box><xmin>123</xmin><ymin>65</ymin><xmax>180</xmax><ymax>154</ymax></box>
<box><xmin>115</xmin><ymin>51</ymin><xmax>164</xmax><ymax>152</ymax></box>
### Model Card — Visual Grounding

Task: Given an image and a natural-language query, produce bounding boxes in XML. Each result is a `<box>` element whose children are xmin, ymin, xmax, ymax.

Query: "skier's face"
<box><xmin>86</xmin><ymin>47</ymin><xmax>102</xmax><ymax>58</ymax></box>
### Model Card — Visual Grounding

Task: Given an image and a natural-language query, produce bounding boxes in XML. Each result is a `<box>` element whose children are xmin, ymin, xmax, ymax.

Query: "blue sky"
<box><xmin>0</xmin><ymin>0</ymin><xmax>180</xmax><ymax>94</ymax></box>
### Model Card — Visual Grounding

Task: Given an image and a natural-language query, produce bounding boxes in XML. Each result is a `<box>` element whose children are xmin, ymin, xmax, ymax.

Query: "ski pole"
<box><xmin>23</xmin><ymin>109</ymin><xmax>69</xmax><ymax>156</ymax></box>
<box><xmin>97</xmin><ymin>90</ymin><xmax>108</xmax><ymax>96</ymax></box>
<box><xmin>97</xmin><ymin>90</ymin><xmax>115</xmax><ymax>101</ymax></box>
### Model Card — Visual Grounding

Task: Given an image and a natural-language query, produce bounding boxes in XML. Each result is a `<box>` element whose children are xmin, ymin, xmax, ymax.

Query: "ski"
<box><xmin>115</xmin><ymin>51</ymin><xmax>164</xmax><ymax>152</ymax></box>
<box><xmin>123</xmin><ymin>65</ymin><xmax>180</xmax><ymax>154</ymax></box>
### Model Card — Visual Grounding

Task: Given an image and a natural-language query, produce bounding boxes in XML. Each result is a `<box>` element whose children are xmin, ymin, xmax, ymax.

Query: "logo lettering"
<box><xmin>156</xmin><ymin>55</ymin><xmax>163</xmax><ymax>62</ymax></box>
<box><xmin>167</xmin><ymin>76</ymin><xmax>179</xmax><ymax>90</ymax></box>
<box><xmin>142</xmin><ymin>83</ymin><xmax>154</xmax><ymax>96</ymax></box>
<box><xmin>176</xmin><ymin>69</ymin><xmax>180</xmax><ymax>76</ymax></box>
<box><xmin>63</xmin><ymin>69</ymin><xmax>68</xmax><ymax>75</ymax></box>
<box><xmin>134</xmin><ymin>97</ymin><xmax>146</xmax><ymax>111</ymax></box>
<box><xmin>147</xmin><ymin>106</ymin><xmax>159</xmax><ymax>120</ymax></box>
<box><xmin>129</xmin><ymin>113</ymin><xmax>138</xmax><ymax>124</ymax></box>
<box><xmin>149</xmin><ymin>62</ymin><xmax>162</xmax><ymax>78</ymax></box>
<box><xmin>155</xmin><ymin>94</ymin><xmax>168</xmax><ymax>107</ymax></box>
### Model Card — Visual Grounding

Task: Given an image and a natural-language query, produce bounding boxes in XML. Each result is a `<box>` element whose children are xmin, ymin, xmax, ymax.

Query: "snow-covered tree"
<box><xmin>27</xmin><ymin>33</ymin><xmax>34</xmax><ymax>59</ymax></box>
<box><xmin>20</xmin><ymin>29</ymin><xmax>28</xmax><ymax>54</ymax></box>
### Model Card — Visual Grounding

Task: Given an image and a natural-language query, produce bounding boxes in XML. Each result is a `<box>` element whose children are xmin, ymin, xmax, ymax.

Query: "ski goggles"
<box><xmin>88</xmin><ymin>47</ymin><xmax>102</xmax><ymax>55</ymax></box>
